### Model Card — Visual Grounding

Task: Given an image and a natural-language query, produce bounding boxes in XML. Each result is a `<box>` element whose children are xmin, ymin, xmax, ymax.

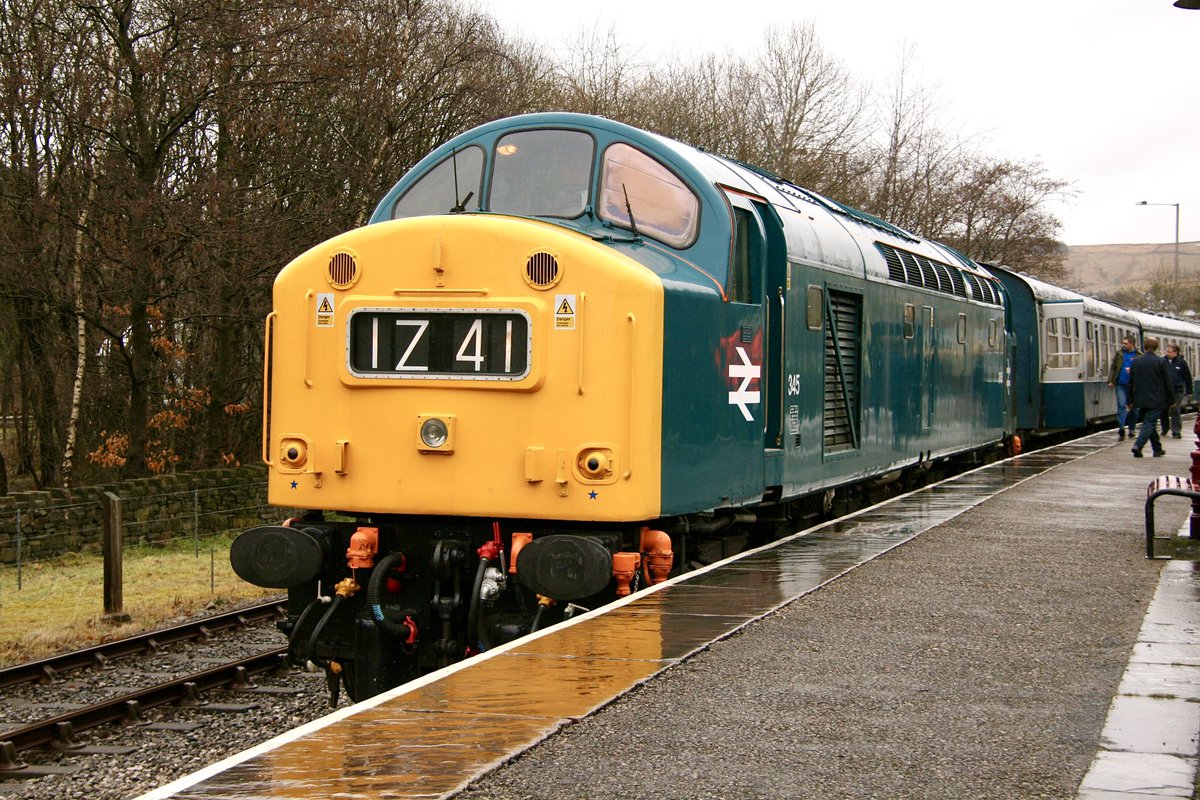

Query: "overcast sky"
<box><xmin>482</xmin><ymin>0</ymin><xmax>1198</xmax><ymax>248</ymax></box>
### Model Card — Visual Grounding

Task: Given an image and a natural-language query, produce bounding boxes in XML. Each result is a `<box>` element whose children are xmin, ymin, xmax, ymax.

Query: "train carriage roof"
<box><xmin>986</xmin><ymin>264</ymin><xmax>1139</xmax><ymax>325</ymax></box>
<box><xmin>1130</xmin><ymin>309</ymin><xmax>1200</xmax><ymax>338</ymax></box>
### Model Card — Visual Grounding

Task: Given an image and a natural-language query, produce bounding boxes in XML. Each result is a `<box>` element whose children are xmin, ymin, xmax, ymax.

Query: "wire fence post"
<box><xmin>15</xmin><ymin>509</ymin><xmax>21</xmax><ymax>590</ymax></box>
<box><xmin>193</xmin><ymin>488</ymin><xmax>200</xmax><ymax>557</ymax></box>
<box><xmin>102</xmin><ymin>491</ymin><xmax>130</xmax><ymax>624</ymax></box>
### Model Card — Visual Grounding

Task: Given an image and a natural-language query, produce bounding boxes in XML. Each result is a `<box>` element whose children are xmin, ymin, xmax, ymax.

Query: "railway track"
<box><xmin>0</xmin><ymin>600</ymin><xmax>286</xmax><ymax>690</ymax></box>
<box><xmin>0</xmin><ymin>600</ymin><xmax>312</xmax><ymax>782</ymax></box>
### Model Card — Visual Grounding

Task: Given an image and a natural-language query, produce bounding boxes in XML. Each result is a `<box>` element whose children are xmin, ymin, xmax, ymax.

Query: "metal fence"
<box><xmin>0</xmin><ymin>482</ymin><xmax>290</xmax><ymax>592</ymax></box>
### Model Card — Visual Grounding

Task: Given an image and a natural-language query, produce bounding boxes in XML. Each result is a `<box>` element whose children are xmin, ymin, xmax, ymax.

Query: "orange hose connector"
<box><xmin>612</xmin><ymin>552</ymin><xmax>641</xmax><ymax>596</ymax></box>
<box><xmin>639</xmin><ymin>527</ymin><xmax>674</xmax><ymax>585</ymax></box>
<box><xmin>509</xmin><ymin>532</ymin><xmax>533</xmax><ymax>574</ymax></box>
<box><xmin>346</xmin><ymin>526</ymin><xmax>379</xmax><ymax>569</ymax></box>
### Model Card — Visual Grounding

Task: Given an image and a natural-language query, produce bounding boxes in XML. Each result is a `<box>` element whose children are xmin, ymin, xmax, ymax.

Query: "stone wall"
<box><xmin>0</xmin><ymin>465</ymin><xmax>282</xmax><ymax>564</ymax></box>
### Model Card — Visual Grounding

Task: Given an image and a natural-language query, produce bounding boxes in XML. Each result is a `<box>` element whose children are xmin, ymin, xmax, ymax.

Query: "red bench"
<box><xmin>1144</xmin><ymin>475</ymin><xmax>1200</xmax><ymax>559</ymax></box>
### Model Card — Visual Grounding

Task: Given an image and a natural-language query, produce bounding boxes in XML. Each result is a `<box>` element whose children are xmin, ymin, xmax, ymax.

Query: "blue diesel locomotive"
<box><xmin>230</xmin><ymin>113</ymin><xmax>1200</xmax><ymax>703</ymax></box>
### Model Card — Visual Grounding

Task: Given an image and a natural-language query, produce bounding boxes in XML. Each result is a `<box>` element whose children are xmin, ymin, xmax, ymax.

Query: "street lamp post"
<box><xmin>1136</xmin><ymin>200</ymin><xmax>1181</xmax><ymax>281</ymax></box>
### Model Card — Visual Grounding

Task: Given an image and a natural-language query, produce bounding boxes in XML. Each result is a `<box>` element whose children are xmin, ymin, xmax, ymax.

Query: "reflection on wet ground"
<box><xmin>143</xmin><ymin>437</ymin><xmax>1112</xmax><ymax>800</ymax></box>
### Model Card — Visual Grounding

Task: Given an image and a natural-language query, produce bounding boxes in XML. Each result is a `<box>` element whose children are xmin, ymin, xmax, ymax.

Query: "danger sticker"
<box><xmin>554</xmin><ymin>294</ymin><xmax>576</xmax><ymax>330</ymax></box>
<box><xmin>316</xmin><ymin>293</ymin><xmax>334</xmax><ymax>327</ymax></box>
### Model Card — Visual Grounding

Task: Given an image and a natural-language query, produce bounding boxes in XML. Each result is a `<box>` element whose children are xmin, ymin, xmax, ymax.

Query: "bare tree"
<box><xmin>945</xmin><ymin>156</ymin><xmax>1070</xmax><ymax>280</ymax></box>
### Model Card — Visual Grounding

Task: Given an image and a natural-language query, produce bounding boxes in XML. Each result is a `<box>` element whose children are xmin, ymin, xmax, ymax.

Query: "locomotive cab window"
<box><xmin>903</xmin><ymin>304</ymin><xmax>915</xmax><ymax>339</ymax></box>
<box><xmin>599</xmin><ymin>143</ymin><xmax>699</xmax><ymax>248</ymax></box>
<box><xmin>724</xmin><ymin>194</ymin><xmax>767</xmax><ymax>304</ymax></box>
<box><xmin>490</xmin><ymin>129</ymin><xmax>594</xmax><ymax>218</ymax></box>
<box><xmin>392</xmin><ymin>146</ymin><xmax>484</xmax><ymax>219</ymax></box>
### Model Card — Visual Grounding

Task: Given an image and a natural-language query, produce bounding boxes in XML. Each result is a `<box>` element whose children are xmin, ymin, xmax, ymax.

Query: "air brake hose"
<box><xmin>305</xmin><ymin>594</ymin><xmax>345</xmax><ymax>669</ymax></box>
<box><xmin>465</xmin><ymin>556</ymin><xmax>489</xmax><ymax>651</ymax></box>
<box><xmin>529</xmin><ymin>603</ymin><xmax>547</xmax><ymax>634</ymax></box>
<box><xmin>287</xmin><ymin>596</ymin><xmax>325</xmax><ymax>666</ymax></box>
<box><xmin>366</xmin><ymin>552</ymin><xmax>414</xmax><ymax>637</ymax></box>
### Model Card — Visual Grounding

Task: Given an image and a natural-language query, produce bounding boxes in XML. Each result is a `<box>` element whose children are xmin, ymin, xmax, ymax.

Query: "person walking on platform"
<box><xmin>1129</xmin><ymin>336</ymin><xmax>1175</xmax><ymax>457</ymax></box>
<box><xmin>1108</xmin><ymin>336</ymin><xmax>1140</xmax><ymax>441</ymax></box>
<box><xmin>1163</xmin><ymin>343</ymin><xmax>1193</xmax><ymax>439</ymax></box>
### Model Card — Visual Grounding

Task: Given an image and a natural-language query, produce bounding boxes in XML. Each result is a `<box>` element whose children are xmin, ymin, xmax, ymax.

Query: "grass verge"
<box><xmin>0</xmin><ymin>533</ymin><xmax>280</xmax><ymax>667</ymax></box>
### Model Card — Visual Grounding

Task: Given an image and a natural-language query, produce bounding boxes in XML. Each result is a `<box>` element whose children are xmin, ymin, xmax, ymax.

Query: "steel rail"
<box><xmin>0</xmin><ymin>647</ymin><xmax>289</xmax><ymax>756</ymax></box>
<box><xmin>0</xmin><ymin>600</ymin><xmax>286</xmax><ymax>689</ymax></box>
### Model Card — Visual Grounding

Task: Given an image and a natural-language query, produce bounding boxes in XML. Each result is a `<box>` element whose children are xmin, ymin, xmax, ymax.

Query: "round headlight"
<box><xmin>420</xmin><ymin>418</ymin><xmax>449</xmax><ymax>448</ymax></box>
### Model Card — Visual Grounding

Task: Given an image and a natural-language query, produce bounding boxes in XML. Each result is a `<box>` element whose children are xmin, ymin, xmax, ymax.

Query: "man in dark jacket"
<box><xmin>1164</xmin><ymin>343</ymin><xmax>1193</xmax><ymax>439</ymax></box>
<box><xmin>1129</xmin><ymin>337</ymin><xmax>1176</xmax><ymax>457</ymax></box>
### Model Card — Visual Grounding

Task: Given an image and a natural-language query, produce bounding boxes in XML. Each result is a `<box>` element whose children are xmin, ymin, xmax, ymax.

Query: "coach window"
<box><xmin>392</xmin><ymin>146</ymin><xmax>484</xmax><ymax>218</ymax></box>
<box><xmin>903</xmin><ymin>304</ymin><xmax>915</xmax><ymax>339</ymax></box>
<box><xmin>490</xmin><ymin>130</ymin><xmax>593</xmax><ymax>218</ymax></box>
<box><xmin>1046</xmin><ymin>317</ymin><xmax>1080</xmax><ymax>369</ymax></box>
<box><xmin>956</xmin><ymin>313</ymin><xmax>966</xmax><ymax>344</ymax></box>
<box><xmin>1085</xmin><ymin>321</ymin><xmax>1096</xmax><ymax>377</ymax></box>
<box><xmin>599</xmin><ymin>143</ymin><xmax>699</xmax><ymax>248</ymax></box>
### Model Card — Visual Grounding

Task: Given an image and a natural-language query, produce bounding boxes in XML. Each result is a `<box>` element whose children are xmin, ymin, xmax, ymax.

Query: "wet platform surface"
<box><xmin>1078</xmin><ymin>558</ymin><xmax>1200</xmax><ymax>799</ymax></box>
<box><xmin>136</xmin><ymin>434</ymin><xmax>1198</xmax><ymax>800</ymax></box>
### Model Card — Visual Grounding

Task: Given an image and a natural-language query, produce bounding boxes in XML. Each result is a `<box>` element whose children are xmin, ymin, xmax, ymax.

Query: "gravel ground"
<box><xmin>457</xmin><ymin>441</ymin><xmax>1176</xmax><ymax>800</ymax></box>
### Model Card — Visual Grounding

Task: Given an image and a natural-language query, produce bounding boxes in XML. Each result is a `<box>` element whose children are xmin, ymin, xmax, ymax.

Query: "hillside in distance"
<box><xmin>1063</xmin><ymin>241</ymin><xmax>1200</xmax><ymax>300</ymax></box>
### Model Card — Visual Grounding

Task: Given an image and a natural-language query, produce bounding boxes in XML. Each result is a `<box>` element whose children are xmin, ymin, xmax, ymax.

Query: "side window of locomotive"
<box><xmin>728</xmin><ymin>207</ymin><xmax>763</xmax><ymax>304</ymax></box>
<box><xmin>903</xmin><ymin>304</ymin><xmax>915</xmax><ymax>340</ymax></box>
<box><xmin>956</xmin><ymin>314</ymin><xmax>967</xmax><ymax>344</ymax></box>
<box><xmin>599</xmin><ymin>143</ymin><xmax>699</xmax><ymax>248</ymax></box>
<box><xmin>988</xmin><ymin>319</ymin><xmax>998</xmax><ymax>347</ymax></box>
<box><xmin>392</xmin><ymin>146</ymin><xmax>484</xmax><ymax>219</ymax></box>
<box><xmin>490</xmin><ymin>130</ymin><xmax>594</xmax><ymax>218</ymax></box>
<box><xmin>807</xmin><ymin>286</ymin><xmax>823</xmax><ymax>330</ymax></box>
